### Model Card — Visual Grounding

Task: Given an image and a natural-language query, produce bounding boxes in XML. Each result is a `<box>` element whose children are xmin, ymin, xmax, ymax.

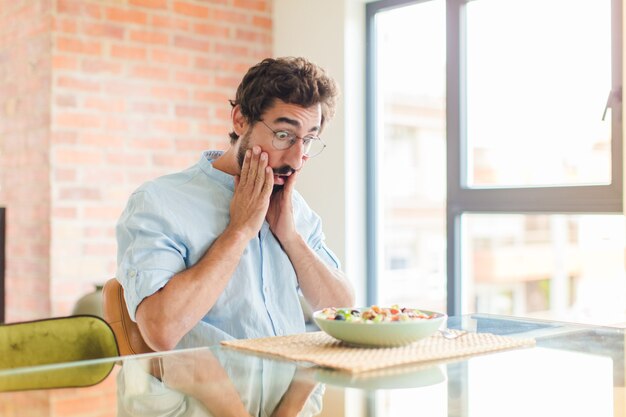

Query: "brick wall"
<box><xmin>0</xmin><ymin>0</ymin><xmax>272</xmax><ymax>319</ymax></box>
<box><xmin>0</xmin><ymin>0</ymin><xmax>53</xmax><ymax>321</ymax></box>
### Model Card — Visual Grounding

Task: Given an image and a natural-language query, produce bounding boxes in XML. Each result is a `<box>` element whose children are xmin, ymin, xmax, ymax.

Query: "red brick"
<box><xmin>84</xmin><ymin>97</ymin><xmax>126</xmax><ymax>112</ymax></box>
<box><xmin>252</xmin><ymin>15</ymin><xmax>271</xmax><ymax>30</ymax></box>
<box><xmin>82</xmin><ymin>168</ymin><xmax>125</xmax><ymax>183</ymax></box>
<box><xmin>81</xmin><ymin>59</ymin><xmax>124</xmax><ymax>74</ymax></box>
<box><xmin>110</xmin><ymin>44</ymin><xmax>148</xmax><ymax>60</ymax></box>
<box><xmin>79</xmin><ymin>133</ymin><xmax>125</xmax><ymax>148</ymax></box>
<box><xmin>193</xmin><ymin>56</ymin><xmax>219</xmax><ymax>70</ymax></box>
<box><xmin>84</xmin><ymin>206</ymin><xmax>123</xmax><ymax>220</ymax></box>
<box><xmin>54</xmin><ymin>168</ymin><xmax>78</xmax><ymax>182</ymax></box>
<box><xmin>198</xmin><ymin>122</ymin><xmax>230</xmax><ymax>136</ymax></box>
<box><xmin>213</xmin><ymin>9</ymin><xmax>250</xmax><ymax>24</ymax></box>
<box><xmin>173</xmin><ymin>1</ymin><xmax>209</xmax><ymax>18</ymax></box>
<box><xmin>150</xmin><ymin>85</ymin><xmax>189</xmax><ymax>101</ymax></box>
<box><xmin>131</xmin><ymin>65</ymin><xmax>170</xmax><ymax>80</ymax></box>
<box><xmin>153</xmin><ymin>119</ymin><xmax>190</xmax><ymax>134</ymax></box>
<box><xmin>104</xmin><ymin>117</ymin><xmax>132</xmax><ymax>131</ymax></box>
<box><xmin>55</xmin><ymin>94</ymin><xmax>77</xmax><ymax>107</ymax></box>
<box><xmin>54</xmin><ymin>149</ymin><xmax>104</xmax><ymax>165</ymax></box>
<box><xmin>236</xmin><ymin>28</ymin><xmax>271</xmax><ymax>43</ymax></box>
<box><xmin>193</xmin><ymin>23</ymin><xmax>230</xmax><ymax>38</ymax></box>
<box><xmin>53</xmin><ymin>17</ymin><xmax>78</xmax><ymax>34</ymax></box>
<box><xmin>233</xmin><ymin>0</ymin><xmax>269</xmax><ymax>12</ymax></box>
<box><xmin>175</xmin><ymin>70</ymin><xmax>211</xmax><ymax>85</ymax></box>
<box><xmin>214</xmin><ymin>107</ymin><xmax>232</xmax><ymax>121</ymax></box>
<box><xmin>193</xmin><ymin>90</ymin><xmax>229</xmax><ymax>104</ymax></box>
<box><xmin>56</xmin><ymin>37</ymin><xmax>103</xmax><ymax>55</ymax></box>
<box><xmin>132</xmin><ymin>102</ymin><xmax>169</xmax><ymax>114</ymax></box>
<box><xmin>129</xmin><ymin>0</ymin><xmax>168</xmax><ymax>9</ymax></box>
<box><xmin>150</xmin><ymin>15</ymin><xmax>189</xmax><ymax>31</ymax></box>
<box><xmin>130</xmin><ymin>29</ymin><xmax>169</xmax><ymax>45</ymax></box>
<box><xmin>52</xmin><ymin>55</ymin><xmax>80</xmax><ymax>70</ymax></box>
<box><xmin>59</xmin><ymin>187</ymin><xmax>101</xmax><ymax>200</ymax></box>
<box><xmin>214</xmin><ymin>75</ymin><xmax>241</xmax><ymax>89</ymax></box>
<box><xmin>54</xmin><ymin>205</ymin><xmax>81</xmax><ymax>221</ymax></box>
<box><xmin>84</xmin><ymin>243</ymin><xmax>117</xmax><ymax>256</ymax></box>
<box><xmin>105</xmin><ymin>81</ymin><xmax>152</xmax><ymax>96</ymax></box>
<box><xmin>151</xmin><ymin>49</ymin><xmax>191</xmax><ymax>66</ymax></box>
<box><xmin>51</xmin><ymin>131</ymin><xmax>78</xmax><ymax>145</ymax></box>
<box><xmin>175</xmin><ymin>138</ymin><xmax>210</xmax><ymax>151</ymax></box>
<box><xmin>174</xmin><ymin>35</ymin><xmax>211</xmax><ymax>52</ymax></box>
<box><xmin>82</xmin><ymin>22</ymin><xmax>125</xmax><ymax>39</ymax></box>
<box><xmin>105</xmin><ymin>7</ymin><xmax>148</xmax><ymax>25</ymax></box>
<box><xmin>106</xmin><ymin>152</ymin><xmax>150</xmax><ymax>166</ymax></box>
<box><xmin>152</xmin><ymin>153</ymin><xmax>194</xmax><ymax>169</ymax></box>
<box><xmin>129</xmin><ymin>137</ymin><xmax>174</xmax><ymax>150</ymax></box>
<box><xmin>175</xmin><ymin>105</ymin><xmax>209</xmax><ymax>118</ymax></box>
<box><xmin>57</xmin><ymin>0</ymin><xmax>102</xmax><ymax>20</ymax></box>
<box><xmin>55</xmin><ymin>112</ymin><xmax>102</xmax><ymax>129</ymax></box>
<box><xmin>214</xmin><ymin>42</ymin><xmax>248</xmax><ymax>57</ymax></box>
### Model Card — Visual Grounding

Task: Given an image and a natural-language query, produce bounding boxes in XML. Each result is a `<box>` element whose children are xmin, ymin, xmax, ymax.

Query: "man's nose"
<box><xmin>283</xmin><ymin>140</ymin><xmax>306</xmax><ymax>170</ymax></box>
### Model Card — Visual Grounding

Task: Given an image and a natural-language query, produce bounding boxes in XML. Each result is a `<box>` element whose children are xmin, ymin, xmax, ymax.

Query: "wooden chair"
<box><xmin>102</xmin><ymin>278</ymin><xmax>154</xmax><ymax>356</ymax></box>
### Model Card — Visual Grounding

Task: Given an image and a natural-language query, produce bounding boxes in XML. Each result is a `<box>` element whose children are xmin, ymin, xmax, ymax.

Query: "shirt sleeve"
<box><xmin>116</xmin><ymin>186</ymin><xmax>187</xmax><ymax>321</ymax></box>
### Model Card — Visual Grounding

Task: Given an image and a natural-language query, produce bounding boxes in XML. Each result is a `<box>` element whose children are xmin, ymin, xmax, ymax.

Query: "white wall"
<box><xmin>273</xmin><ymin>0</ymin><xmax>367</xmax><ymax>305</ymax></box>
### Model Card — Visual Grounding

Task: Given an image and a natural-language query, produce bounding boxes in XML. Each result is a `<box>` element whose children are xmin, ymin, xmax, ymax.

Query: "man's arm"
<box><xmin>136</xmin><ymin>147</ymin><xmax>273</xmax><ymax>351</ymax></box>
<box><xmin>266</xmin><ymin>171</ymin><xmax>355</xmax><ymax>311</ymax></box>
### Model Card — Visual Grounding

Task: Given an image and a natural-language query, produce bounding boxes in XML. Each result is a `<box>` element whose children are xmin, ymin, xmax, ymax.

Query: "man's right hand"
<box><xmin>229</xmin><ymin>145</ymin><xmax>274</xmax><ymax>241</ymax></box>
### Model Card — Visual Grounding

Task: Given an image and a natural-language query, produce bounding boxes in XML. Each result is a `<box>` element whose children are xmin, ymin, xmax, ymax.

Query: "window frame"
<box><xmin>366</xmin><ymin>0</ymin><xmax>624</xmax><ymax>315</ymax></box>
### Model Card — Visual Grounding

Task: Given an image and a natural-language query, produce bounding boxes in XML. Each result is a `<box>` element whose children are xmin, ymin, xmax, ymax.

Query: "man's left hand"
<box><xmin>266</xmin><ymin>170</ymin><xmax>299</xmax><ymax>245</ymax></box>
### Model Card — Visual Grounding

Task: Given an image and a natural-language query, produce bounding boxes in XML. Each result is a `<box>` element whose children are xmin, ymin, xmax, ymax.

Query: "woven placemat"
<box><xmin>221</xmin><ymin>331</ymin><xmax>535</xmax><ymax>373</ymax></box>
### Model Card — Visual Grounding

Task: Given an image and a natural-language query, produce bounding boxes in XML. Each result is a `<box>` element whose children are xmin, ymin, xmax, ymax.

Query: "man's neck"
<box><xmin>211</xmin><ymin>148</ymin><xmax>239</xmax><ymax>176</ymax></box>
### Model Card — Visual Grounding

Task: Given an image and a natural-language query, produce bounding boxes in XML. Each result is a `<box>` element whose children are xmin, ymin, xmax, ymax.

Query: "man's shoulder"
<box><xmin>134</xmin><ymin>163</ymin><xmax>204</xmax><ymax>195</ymax></box>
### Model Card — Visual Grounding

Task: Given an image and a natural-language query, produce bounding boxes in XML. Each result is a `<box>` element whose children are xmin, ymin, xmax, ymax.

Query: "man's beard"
<box><xmin>236</xmin><ymin>129</ymin><xmax>295</xmax><ymax>193</ymax></box>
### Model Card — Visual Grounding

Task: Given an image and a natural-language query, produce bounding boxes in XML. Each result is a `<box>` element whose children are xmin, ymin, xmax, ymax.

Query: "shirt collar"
<box><xmin>199</xmin><ymin>150</ymin><xmax>235</xmax><ymax>191</ymax></box>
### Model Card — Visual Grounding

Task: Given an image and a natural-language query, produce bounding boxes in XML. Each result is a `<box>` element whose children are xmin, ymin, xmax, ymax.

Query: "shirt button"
<box><xmin>264</xmin><ymin>286</ymin><xmax>269</xmax><ymax>293</ymax></box>
<box><xmin>128</xmin><ymin>270</ymin><xmax>137</xmax><ymax>278</ymax></box>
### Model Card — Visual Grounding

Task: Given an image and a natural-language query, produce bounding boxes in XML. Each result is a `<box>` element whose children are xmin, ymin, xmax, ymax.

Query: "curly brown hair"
<box><xmin>228</xmin><ymin>57</ymin><xmax>339</xmax><ymax>143</ymax></box>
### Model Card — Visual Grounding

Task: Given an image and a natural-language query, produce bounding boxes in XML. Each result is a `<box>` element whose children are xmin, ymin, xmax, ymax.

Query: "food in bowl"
<box><xmin>317</xmin><ymin>305</ymin><xmax>438</xmax><ymax>323</ymax></box>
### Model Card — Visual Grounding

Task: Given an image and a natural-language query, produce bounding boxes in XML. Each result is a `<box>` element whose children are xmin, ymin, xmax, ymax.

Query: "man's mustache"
<box><xmin>273</xmin><ymin>166</ymin><xmax>296</xmax><ymax>176</ymax></box>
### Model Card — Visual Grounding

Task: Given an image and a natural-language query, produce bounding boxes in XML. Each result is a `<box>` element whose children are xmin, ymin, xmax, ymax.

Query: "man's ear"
<box><xmin>231</xmin><ymin>105</ymin><xmax>248</xmax><ymax>136</ymax></box>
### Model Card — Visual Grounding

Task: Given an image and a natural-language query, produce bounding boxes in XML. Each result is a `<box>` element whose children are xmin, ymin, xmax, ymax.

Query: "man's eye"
<box><xmin>275</xmin><ymin>131</ymin><xmax>292</xmax><ymax>140</ymax></box>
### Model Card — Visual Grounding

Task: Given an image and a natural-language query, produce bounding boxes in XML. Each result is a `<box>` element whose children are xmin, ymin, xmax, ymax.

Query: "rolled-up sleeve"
<box><xmin>116</xmin><ymin>187</ymin><xmax>187</xmax><ymax>321</ymax></box>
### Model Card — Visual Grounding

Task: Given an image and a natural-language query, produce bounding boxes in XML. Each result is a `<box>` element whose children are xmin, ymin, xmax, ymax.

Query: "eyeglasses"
<box><xmin>259</xmin><ymin>120</ymin><xmax>326</xmax><ymax>158</ymax></box>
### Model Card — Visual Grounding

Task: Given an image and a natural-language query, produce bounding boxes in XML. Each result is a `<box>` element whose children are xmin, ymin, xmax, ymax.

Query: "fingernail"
<box><xmin>253</xmin><ymin>146</ymin><xmax>260</xmax><ymax>154</ymax></box>
<box><xmin>246</xmin><ymin>149</ymin><xmax>251</xmax><ymax>157</ymax></box>
<box><xmin>260</xmin><ymin>152</ymin><xmax>267</xmax><ymax>160</ymax></box>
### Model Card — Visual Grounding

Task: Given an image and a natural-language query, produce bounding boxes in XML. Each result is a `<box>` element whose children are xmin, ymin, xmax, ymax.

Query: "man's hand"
<box><xmin>230</xmin><ymin>146</ymin><xmax>274</xmax><ymax>241</ymax></box>
<box><xmin>266</xmin><ymin>170</ymin><xmax>299</xmax><ymax>246</ymax></box>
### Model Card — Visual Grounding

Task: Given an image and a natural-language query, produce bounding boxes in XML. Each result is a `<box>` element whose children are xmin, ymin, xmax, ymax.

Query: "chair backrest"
<box><xmin>0</xmin><ymin>315</ymin><xmax>118</xmax><ymax>391</ymax></box>
<box><xmin>102</xmin><ymin>278</ymin><xmax>154</xmax><ymax>356</ymax></box>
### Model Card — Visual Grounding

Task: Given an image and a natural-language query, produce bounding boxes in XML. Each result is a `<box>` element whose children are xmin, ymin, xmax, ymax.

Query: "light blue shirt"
<box><xmin>116</xmin><ymin>151</ymin><xmax>341</xmax><ymax>348</ymax></box>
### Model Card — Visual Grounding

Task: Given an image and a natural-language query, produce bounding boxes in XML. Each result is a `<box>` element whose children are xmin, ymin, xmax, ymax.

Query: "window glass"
<box><xmin>375</xmin><ymin>0</ymin><xmax>447</xmax><ymax>312</ymax></box>
<box><xmin>466</xmin><ymin>0</ymin><xmax>612</xmax><ymax>188</ymax></box>
<box><xmin>462</xmin><ymin>214</ymin><xmax>626</xmax><ymax>324</ymax></box>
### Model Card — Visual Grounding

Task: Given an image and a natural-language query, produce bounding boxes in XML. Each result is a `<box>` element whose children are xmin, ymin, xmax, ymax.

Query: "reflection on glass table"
<box><xmin>117</xmin><ymin>348</ymin><xmax>322</xmax><ymax>417</ymax></box>
<box><xmin>0</xmin><ymin>314</ymin><xmax>624</xmax><ymax>417</ymax></box>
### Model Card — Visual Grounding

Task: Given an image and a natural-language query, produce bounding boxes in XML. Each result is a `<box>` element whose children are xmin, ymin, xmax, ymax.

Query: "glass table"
<box><xmin>1</xmin><ymin>314</ymin><xmax>624</xmax><ymax>417</ymax></box>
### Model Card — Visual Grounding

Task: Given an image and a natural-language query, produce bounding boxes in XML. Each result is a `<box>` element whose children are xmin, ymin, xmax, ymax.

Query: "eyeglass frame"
<box><xmin>258</xmin><ymin>119</ymin><xmax>327</xmax><ymax>158</ymax></box>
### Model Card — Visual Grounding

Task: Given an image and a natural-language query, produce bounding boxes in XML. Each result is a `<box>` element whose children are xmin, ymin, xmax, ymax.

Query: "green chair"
<box><xmin>0</xmin><ymin>315</ymin><xmax>119</xmax><ymax>391</ymax></box>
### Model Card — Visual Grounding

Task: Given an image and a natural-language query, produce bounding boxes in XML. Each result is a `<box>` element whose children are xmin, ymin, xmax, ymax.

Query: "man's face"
<box><xmin>236</xmin><ymin>100</ymin><xmax>322</xmax><ymax>188</ymax></box>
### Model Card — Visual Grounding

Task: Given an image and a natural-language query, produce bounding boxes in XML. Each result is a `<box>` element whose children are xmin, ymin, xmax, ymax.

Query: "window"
<box><xmin>367</xmin><ymin>0</ymin><xmax>624</xmax><ymax>324</ymax></box>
